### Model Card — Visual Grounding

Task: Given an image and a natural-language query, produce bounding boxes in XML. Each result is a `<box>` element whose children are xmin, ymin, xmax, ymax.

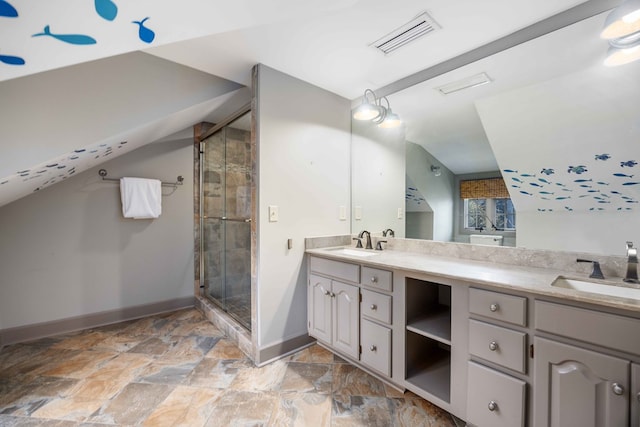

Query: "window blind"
<box><xmin>460</xmin><ymin>178</ymin><xmax>509</xmax><ymax>199</ymax></box>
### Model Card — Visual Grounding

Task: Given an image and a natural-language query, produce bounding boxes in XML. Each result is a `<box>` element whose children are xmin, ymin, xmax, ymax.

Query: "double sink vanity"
<box><xmin>306</xmin><ymin>240</ymin><xmax>640</xmax><ymax>427</ymax></box>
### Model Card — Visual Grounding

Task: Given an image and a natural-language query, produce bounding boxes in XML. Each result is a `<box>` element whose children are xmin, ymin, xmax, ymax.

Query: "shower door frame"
<box><xmin>198</xmin><ymin>104</ymin><xmax>255</xmax><ymax>332</ymax></box>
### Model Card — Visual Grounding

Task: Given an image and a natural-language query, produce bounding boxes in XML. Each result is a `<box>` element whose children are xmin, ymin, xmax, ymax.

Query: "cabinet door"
<box><xmin>332</xmin><ymin>281</ymin><xmax>360</xmax><ymax>359</ymax></box>
<box><xmin>632</xmin><ymin>363</ymin><xmax>640</xmax><ymax>427</ymax></box>
<box><xmin>309</xmin><ymin>274</ymin><xmax>332</xmax><ymax>344</ymax></box>
<box><xmin>533</xmin><ymin>337</ymin><xmax>629</xmax><ymax>427</ymax></box>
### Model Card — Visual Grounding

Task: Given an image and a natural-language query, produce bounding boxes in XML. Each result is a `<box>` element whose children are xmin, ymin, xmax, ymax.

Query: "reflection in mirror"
<box><xmin>352</xmin><ymin>11</ymin><xmax>640</xmax><ymax>255</ymax></box>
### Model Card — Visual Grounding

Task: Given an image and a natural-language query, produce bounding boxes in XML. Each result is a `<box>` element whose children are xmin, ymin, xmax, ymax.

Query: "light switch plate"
<box><xmin>355</xmin><ymin>206</ymin><xmax>362</xmax><ymax>220</ymax></box>
<box><xmin>339</xmin><ymin>205</ymin><xmax>347</xmax><ymax>221</ymax></box>
<box><xmin>269</xmin><ymin>205</ymin><xmax>278</xmax><ymax>222</ymax></box>
<box><xmin>397</xmin><ymin>207</ymin><xmax>403</xmax><ymax>219</ymax></box>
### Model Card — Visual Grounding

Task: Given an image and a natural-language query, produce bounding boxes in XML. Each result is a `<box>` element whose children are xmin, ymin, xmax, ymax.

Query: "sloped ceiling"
<box><xmin>477</xmin><ymin>59</ymin><xmax>640</xmax><ymax>213</ymax></box>
<box><xmin>0</xmin><ymin>52</ymin><xmax>243</xmax><ymax>207</ymax></box>
<box><xmin>0</xmin><ymin>0</ymin><xmax>356</xmax><ymax>82</ymax></box>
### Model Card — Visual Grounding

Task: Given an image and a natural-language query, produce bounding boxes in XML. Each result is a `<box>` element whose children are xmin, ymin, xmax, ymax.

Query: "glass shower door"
<box><xmin>202</xmin><ymin>112</ymin><xmax>252</xmax><ymax>330</ymax></box>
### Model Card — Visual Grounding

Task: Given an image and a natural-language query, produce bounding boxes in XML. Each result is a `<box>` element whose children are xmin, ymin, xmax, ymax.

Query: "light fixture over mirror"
<box><xmin>601</xmin><ymin>0</ymin><xmax>640</xmax><ymax>66</ymax></box>
<box><xmin>353</xmin><ymin>89</ymin><xmax>402</xmax><ymax>128</ymax></box>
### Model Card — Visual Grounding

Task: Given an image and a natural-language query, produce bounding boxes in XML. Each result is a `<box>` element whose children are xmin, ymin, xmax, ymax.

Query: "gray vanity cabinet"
<box><xmin>533</xmin><ymin>337</ymin><xmax>629</xmax><ymax>427</ymax></box>
<box><xmin>308</xmin><ymin>258</ymin><xmax>361</xmax><ymax>360</ymax></box>
<box><xmin>633</xmin><ymin>364</ymin><xmax>640</xmax><ymax>427</ymax></box>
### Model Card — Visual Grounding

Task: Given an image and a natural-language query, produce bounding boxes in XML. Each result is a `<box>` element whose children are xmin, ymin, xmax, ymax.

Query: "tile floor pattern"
<box><xmin>0</xmin><ymin>309</ymin><xmax>463</xmax><ymax>426</ymax></box>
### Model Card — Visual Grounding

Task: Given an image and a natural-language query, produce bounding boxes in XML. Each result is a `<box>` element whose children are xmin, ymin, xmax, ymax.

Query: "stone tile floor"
<box><xmin>0</xmin><ymin>308</ymin><xmax>463</xmax><ymax>426</ymax></box>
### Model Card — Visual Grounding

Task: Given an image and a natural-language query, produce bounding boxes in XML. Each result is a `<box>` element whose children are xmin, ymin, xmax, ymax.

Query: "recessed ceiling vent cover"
<box><xmin>371</xmin><ymin>12</ymin><xmax>440</xmax><ymax>55</ymax></box>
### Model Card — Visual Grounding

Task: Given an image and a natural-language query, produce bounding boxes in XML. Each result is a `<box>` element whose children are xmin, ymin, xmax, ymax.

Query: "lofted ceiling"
<box><xmin>0</xmin><ymin>0</ymin><xmax>607</xmax><ymax>208</ymax></box>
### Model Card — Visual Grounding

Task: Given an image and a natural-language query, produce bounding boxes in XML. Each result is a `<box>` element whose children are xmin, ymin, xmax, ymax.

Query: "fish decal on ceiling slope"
<box><xmin>132</xmin><ymin>17</ymin><xmax>155</xmax><ymax>43</ymax></box>
<box><xmin>0</xmin><ymin>0</ymin><xmax>17</xmax><ymax>17</ymax></box>
<box><xmin>0</xmin><ymin>53</ymin><xmax>24</xmax><ymax>65</ymax></box>
<box><xmin>595</xmin><ymin>154</ymin><xmax>611</xmax><ymax>161</ymax></box>
<box><xmin>32</xmin><ymin>26</ymin><xmax>97</xmax><ymax>45</ymax></box>
<box><xmin>621</xmin><ymin>160</ymin><xmax>638</xmax><ymax>168</ymax></box>
<box><xmin>95</xmin><ymin>0</ymin><xmax>118</xmax><ymax>21</ymax></box>
<box><xmin>540</xmin><ymin>168</ymin><xmax>555</xmax><ymax>175</ymax></box>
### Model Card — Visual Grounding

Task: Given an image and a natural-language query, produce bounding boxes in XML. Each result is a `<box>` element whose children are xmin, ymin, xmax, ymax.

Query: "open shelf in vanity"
<box><xmin>405</xmin><ymin>278</ymin><xmax>452</xmax><ymax>403</ymax></box>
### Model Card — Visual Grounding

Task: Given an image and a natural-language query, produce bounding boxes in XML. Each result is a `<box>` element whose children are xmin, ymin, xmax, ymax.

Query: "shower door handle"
<box><xmin>203</xmin><ymin>216</ymin><xmax>251</xmax><ymax>223</ymax></box>
<box><xmin>224</xmin><ymin>217</ymin><xmax>252</xmax><ymax>223</ymax></box>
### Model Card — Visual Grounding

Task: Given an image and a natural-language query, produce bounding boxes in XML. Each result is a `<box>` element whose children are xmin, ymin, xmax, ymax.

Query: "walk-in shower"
<box><xmin>200</xmin><ymin>110</ymin><xmax>253</xmax><ymax>331</ymax></box>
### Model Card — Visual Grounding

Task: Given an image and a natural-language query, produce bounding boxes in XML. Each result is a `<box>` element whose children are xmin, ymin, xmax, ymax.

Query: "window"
<box><xmin>463</xmin><ymin>198</ymin><xmax>516</xmax><ymax>231</ymax></box>
<box><xmin>460</xmin><ymin>178</ymin><xmax>515</xmax><ymax>232</ymax></box>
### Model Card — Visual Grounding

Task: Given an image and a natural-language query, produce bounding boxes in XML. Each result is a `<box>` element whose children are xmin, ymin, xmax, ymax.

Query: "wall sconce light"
<box><xmin>601</xmin><ymin>0</ymin><xmax>640</xmax><ymax>66</ymax></box>
<box><xmin>431</xmin><ymin>165</ymin><xmax>442</xmax><ymax>177</ymax></box>
<box><xmin>353</xmin><ymin>89</ymin><xmax>402</xmax><ymax>128</ymax></box>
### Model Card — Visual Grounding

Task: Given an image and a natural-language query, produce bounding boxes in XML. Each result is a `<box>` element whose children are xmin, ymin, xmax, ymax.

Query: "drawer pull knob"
<box><xmin>489</xmin><ymin>341</ymin><xmax>499</xmax><ymax>351</ymax></box>
<box><xmin>370</xmin><ymin>304</ymin><xmax>377</xmax><ymax>311</ymax></box>
<box><xmin>330</xmin><ymin>292</ymin><xmax>336</xmax><ymax>298</ymax></box>
<box><xmin>369</xmin><ymin>345</ymin><xmax>377</xmax><ymax>352</ymax></box>
<box><xmin>488</xmin><ymin>401</ymin><xmax>498</xmax><ymax>411</ymax></box>
<box><xmin>371</xmin><ymin>276</ymin><xmax>378</xmax><ymax>283</ymax></box>
<box><xmin>489</xmin><ymin>303</ymin><xmax>499</xmax><ymax>312</ymax></box>
<box><xmin>612</xmin><ymin>383</ymin><xmax>624</xmax><ymax>395</ymax></box>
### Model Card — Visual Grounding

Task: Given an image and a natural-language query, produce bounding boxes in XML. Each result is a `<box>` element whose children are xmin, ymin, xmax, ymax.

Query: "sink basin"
<box><xmin>326</xmin><ymin>247</ymin><xmax>378</xmax><ymax>257</ymax></box>
<box><xmin>551</xmin><ymin>276</ymin><xmax>640</xmax><ymax>300</ymax></box>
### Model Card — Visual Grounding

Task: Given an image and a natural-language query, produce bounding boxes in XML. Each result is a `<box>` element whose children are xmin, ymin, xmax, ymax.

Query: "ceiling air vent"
<box><xmin>371</xmin><ymin>12</ymin><xmax>440</xmax><ymax>55</ymax></box>
<box><xmin>435</xmin><ymin>72</ymin><xmax>493</xmax><ymax>95</ymax></box>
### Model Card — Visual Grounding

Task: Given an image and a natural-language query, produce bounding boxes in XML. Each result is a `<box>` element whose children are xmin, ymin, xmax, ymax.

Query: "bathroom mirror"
<box><xmin>351</xmin><ymin>11</ymin><xmax>640</xmax><ymax>256</ymax></box>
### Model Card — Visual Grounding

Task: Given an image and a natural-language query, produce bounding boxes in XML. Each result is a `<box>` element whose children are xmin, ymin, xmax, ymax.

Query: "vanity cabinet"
<box><xmin>533</xmin><ymin>300</ymin><xmax>640</xmax><ymax>427</ymax></box>
<box><xmin>309</xmin><ymin>274</ymin><xmax>360</xmax><ymax>359</ymax></box>
<box><xmin>533</xmin><ymin>337</ymin><xmax>629</xmax><ymax>427</ymax></box>
<box><xmin>308</xmin><ymin>256</ymin><xmax>394</xmax><ymax>376</ymax></box>
<box><xmin>466</xmin><ymin>287</ymin><xmax>528</xmax><ymax>427</ymax></box>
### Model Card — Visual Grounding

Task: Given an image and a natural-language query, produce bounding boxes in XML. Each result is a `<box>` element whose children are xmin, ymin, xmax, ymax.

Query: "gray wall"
<box><xmin>406</xmin><ymin>142</ymin><xmax>455</xmax><ymax>242</ymax></box>
<box><xmin>0</xmin><ymin>139</ymin><xmax>194</xmax><ymax>329</ymax></box>
<box><xmin>256</xmin><ymin>64</ymin><xmax>351</xmax><ymax>355</ymax></box>
<box><xmin>406</xmin><ymin>212</ymin><xmax>434</xmax><ymax>240</ymax></box>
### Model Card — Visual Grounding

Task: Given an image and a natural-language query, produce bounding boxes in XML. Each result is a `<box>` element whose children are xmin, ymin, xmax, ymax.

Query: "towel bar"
<box><xmin>98</xmin><ymin>169</ymin><xmax>183</xmax><ymax>187</ymax></box>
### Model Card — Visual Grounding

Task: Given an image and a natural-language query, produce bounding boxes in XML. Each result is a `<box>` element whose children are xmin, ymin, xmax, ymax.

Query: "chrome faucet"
<box><xmin>382</xmin><ymin>228</ymin><xmax>395</xmax><ymax>238</ymax></box>
<box><xmin>358</xmin><ymin>230</ymin><xmax>373</xmax><ymax>250</ymax></box>
<box><xmin>624</xmin><ymin>241</ymin><xmax>639</xmax><ymax>283</ymax></box>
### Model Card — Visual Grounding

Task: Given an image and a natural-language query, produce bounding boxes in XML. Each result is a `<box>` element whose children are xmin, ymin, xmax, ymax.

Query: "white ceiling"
<box><xmin>147</xmin><ymin>0</ymin><xmax>589</xmax><ymax>99</ymax></box>
<box><xmin>2</xmin><ymin>0</ymin><xmax>620</xmax><ymax>208</ymax></box>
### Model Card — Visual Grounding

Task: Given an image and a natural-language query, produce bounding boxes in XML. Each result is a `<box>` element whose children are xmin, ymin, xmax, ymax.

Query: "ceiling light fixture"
<box><xmin>353</xmin><ymin>89</ymin><xmax>402</xmax><ymax>128</ymax></box>
<box><xmin>601</xmin><ymin>0</ymin><xmax>640</xmax><ymax>66</ymax></box>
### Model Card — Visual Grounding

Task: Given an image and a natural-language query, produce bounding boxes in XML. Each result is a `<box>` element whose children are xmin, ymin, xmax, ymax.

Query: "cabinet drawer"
<box><xmin>309</xmin><ymin>256</ymin><xmax>359</xmax><ymax>283</ymax></box>
<box><xmin>467</xmin><ymin>361</ymin><xmax>526</xmax><ymax>427</ymax></box>
<box><xmin>469</xmin><ymin>288</ymin><xmax>527</xmax><ymax>326</ymax></box>
<box><xmin>360</xmin><ymin>319</ymin><xmax>391</xmax><ymax>376</ymax></box>
<box><xmin>535</xmin><ymin>300</ymin><xmax>640</xmax><ymax>355</ymax></box>
<box><xmin>469</xmin><ymin>320</ymin><xmax>526</xmax><ymax>373</ymax></box>
<box><xmin>361</xmin><ymin>289</ymin><xmax>392</xmax><ymax>325</ymax></box>
<box><xmin>361</xmin><ymin>266</ymin><xmax>392</xmax><ymax>292</ymax></box>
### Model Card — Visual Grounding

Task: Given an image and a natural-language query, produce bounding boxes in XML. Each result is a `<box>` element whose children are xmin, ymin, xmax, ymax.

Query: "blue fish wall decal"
<box><xmin>32</xmin><ymin>26</ymin><xmax>97</xmax><ymax>45</ymax></box>
<box><xmin>132</xmin><ymin>17</ymin><xmax>155</xmax><ymax>43</ymax></box>
<box><xmin>95</xmin><ymin>0</ymin><xmax>118</xmax><ymax>21</ymax></box>
<box><xmin>0</xmin><ymin>0</ymin><xmax>17</xmax><ymax>17</ymax></box>
<box><xmin>0</xmin><ymin>53</ymin><xmax>25</xmax><ymax>65</ymax></box>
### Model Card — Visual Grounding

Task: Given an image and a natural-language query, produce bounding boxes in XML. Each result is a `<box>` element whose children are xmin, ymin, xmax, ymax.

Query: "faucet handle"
<box><xmin>352</xmin><ymin>237</ymin><xmax>363</xmax><ymax>248</ymax></box>
<box><xmin>577</xmin><ymin>259</ymin><xmax>605</xmax><ymax>280</ymax></box>
<box><xmin>375</xmin><ymin>240</ymin><xmax>387</xmax><ymax>251</ymax></box>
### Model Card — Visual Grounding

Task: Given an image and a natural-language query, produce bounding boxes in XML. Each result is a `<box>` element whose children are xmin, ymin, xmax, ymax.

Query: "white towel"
<box><xmin>120</xmin><ymin>177</ymin><xmax>162</xmax><ymax>219</ymax></box>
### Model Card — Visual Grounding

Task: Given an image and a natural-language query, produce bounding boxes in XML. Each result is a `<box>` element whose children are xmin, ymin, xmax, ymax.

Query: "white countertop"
<box><xmin>306</xmin><ymin>246</ymin><xmax>640</xmax><ymax>313</ymax></box>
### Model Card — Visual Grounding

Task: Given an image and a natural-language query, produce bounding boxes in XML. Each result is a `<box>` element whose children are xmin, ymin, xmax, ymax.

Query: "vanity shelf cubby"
<box><xmin>405</xmin><ymin>278</ymin><xmax>452</xmax><ymax>403</ymax></box>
